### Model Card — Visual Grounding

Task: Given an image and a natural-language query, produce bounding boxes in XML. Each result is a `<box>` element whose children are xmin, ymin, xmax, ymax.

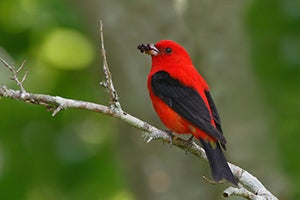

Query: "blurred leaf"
<box><xmin>40</xmin><ymin>28</ymin><xmax>94</xmax><ymax>70</ymax></box>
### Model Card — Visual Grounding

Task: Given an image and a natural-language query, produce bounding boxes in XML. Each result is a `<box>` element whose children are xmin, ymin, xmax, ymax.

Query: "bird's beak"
<box><xmin>137</xmin><ymin>43</ymin><xmax>159</xmax><ymax>56</ymax></box>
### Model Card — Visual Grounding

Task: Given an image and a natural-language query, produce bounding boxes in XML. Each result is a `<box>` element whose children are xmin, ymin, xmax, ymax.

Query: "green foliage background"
<box><xmin>0</xmin><ymin>0</ymin><xmax>299</xmax><ymax>199</ymax></box>
<box><xmin>247</xmin><ymin>0</ymin><xmax>300</xmax><ymax>199</ymax></box>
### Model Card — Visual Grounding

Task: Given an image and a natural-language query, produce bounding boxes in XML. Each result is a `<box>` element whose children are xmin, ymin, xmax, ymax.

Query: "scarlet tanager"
<box><xmin>137</xmin><ymin>40</ymin><xmax>237</xmax><ymax>185</ymax></box>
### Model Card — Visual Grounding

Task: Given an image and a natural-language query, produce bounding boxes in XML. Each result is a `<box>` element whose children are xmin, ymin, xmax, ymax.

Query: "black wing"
<box><xmin>151</xmin><ymin>71</ymin><xmax>226</xmax><ymax>145</ymax></box>
<box><xmin>205</xmin><ymin>90</ymin><xmax>222</xmax><ymax>133</ymax></box>
<box><xmin>204</xmin><ymin>90</ymin><xmax>226</xmax><ymax>149</ymax></box>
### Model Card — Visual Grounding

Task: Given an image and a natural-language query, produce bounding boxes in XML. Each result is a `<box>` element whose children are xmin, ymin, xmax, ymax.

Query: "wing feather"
<box><xmin>151</xmin><ymin>71</ymin><xmax>226</xmax><ymax>144</ymax></box>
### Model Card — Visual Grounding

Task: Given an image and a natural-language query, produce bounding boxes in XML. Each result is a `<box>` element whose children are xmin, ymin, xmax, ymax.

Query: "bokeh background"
<box><xmin>0</xmin><ymin>0</ymin><xmax>299</xmax><ymax>199</ymax></box>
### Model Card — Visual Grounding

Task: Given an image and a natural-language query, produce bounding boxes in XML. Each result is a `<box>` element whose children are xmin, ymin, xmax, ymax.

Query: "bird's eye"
<box><xmin>165</xmin><ymin>47</ymin><xmax>172</xmax><ymax>54</ymax></box>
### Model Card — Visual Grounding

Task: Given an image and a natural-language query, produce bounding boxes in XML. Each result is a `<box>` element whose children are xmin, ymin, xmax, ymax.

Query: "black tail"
<box><xmin>199</xmin><ymin>139</ymin><xmax>237</xmax><ymax>185</ymax></box>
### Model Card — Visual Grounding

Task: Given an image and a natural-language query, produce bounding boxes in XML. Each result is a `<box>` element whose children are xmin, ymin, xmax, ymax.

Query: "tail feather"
<box><xmin>199</xmin><ymin>138</ymin><xmax>237</xmax><ymax>185</ymax></box>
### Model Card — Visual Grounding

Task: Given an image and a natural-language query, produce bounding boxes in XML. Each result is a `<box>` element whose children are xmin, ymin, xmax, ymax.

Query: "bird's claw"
<box><xmin>187</xmin><ymin>135</ymin><xmax>194</xmax><ymax>143</ymax></box>
<box><xmin>183</xmin><ymin>135</ymin><xmax>194</xmax><ymax>154</ymax></box>
<box><xmin>164</xmin><ymin>129</ymin><xmax>174</xmax><ymax>148</ymax></box>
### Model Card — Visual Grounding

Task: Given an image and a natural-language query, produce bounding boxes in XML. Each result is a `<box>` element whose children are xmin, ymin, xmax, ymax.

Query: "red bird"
<box><xmin>137</xmin><ymin>40</ymin><xmax>237</xmax><ymax>185</ymax></box>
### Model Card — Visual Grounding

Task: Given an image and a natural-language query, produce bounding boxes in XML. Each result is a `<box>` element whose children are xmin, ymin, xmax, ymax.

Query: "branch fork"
<box><xmin>0</xmin><ymin>57</ymin><xmax>28</xmax><ymax>95</ymax></box>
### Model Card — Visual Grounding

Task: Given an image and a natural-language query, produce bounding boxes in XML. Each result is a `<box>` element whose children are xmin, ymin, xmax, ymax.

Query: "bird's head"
<box><xmin>137</xmin><ymin>40</ymin><xmax>193</xmax><ymax>67</ymax></box>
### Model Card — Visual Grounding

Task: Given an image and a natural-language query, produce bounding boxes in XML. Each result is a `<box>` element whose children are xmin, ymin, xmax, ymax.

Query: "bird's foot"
<box><xmin>187</xmin><ymin>135</ymin><xmax>194</xmax><ymax>143</ymax></box>
<box><xmin>164</xmin><ymin>129</ymin><xmax>174</xmax><ymax>148</ymax></box>
<box><xmin>182</xmin><ymin>135</ymin><xmax>195</xmax><ymax>154</ymax></box>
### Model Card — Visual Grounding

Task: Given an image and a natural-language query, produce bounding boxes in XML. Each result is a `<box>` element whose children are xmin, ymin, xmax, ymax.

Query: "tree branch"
<box><xmin>0</xmin><ymin>22</ymin><xmax>278</xmax><ymax>200</ymax></box>
<box><xmin>99</xmin><ymin>20</ymin><xmax>121</xmax><ymax>111</ymax></box>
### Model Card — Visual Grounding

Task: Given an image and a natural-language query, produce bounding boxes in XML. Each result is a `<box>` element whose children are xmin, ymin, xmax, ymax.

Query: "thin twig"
<box><xmin>0</xmin><ymin>57</ymin><xmax>28</xmax><ymax>93</ymax></box>
<box><xmin>99</xmin><ymin>20</ymin><xmax>121</xmax><ymax>111</ymax></box>
<box><xmin>202</xmin><ymin>176</ymin><xmax>227</xmax><ymax>185</ymax></box>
